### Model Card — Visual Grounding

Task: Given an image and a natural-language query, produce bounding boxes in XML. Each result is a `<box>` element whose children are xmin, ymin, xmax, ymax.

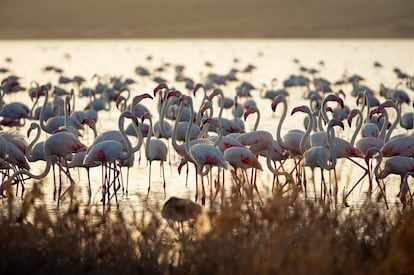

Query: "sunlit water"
<box><xmin>0</xmin><ymin>39</ymin><xmax>413</xmax><ymax>216</ymax></box>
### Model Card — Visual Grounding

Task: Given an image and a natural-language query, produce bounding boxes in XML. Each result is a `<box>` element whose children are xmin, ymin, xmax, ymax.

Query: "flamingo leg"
<box><xmin>147</xmin><ymin>161</ymin><xmax>152</xmax><ymax>197</ymax></box>
<box><xmin>161</xmin><ymin>161</ymin><xmax>166</xmax><ymax>198</ymax></box>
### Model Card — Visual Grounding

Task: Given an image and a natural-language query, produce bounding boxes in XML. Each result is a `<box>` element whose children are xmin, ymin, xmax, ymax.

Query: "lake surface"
<box><xmin>0</xmin><ymin>39</ymin><xmax>413</xmax><ymax>214</ymax></box>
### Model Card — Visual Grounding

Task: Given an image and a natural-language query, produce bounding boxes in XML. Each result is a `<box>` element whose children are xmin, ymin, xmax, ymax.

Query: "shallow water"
<box><xmin>0</xmin><ymin>39</ymin><xmax>413</xmax><ymax>214</ymax></box>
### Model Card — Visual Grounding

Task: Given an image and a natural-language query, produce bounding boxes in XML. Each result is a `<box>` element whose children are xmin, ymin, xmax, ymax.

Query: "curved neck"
<box><xmin>172</xmin><ymin>100</ymin><xmax>186</xmax><ymax>154</ymax></box>
<box><xmin>211</xmin><ymin>89</ymin><xmax>224</xmax><ymax>119</ymax></box>
<box><xmin>378</xmin><ymin>109</ymin><xmax>388</xmax><ymax>141</ymax></box>
<box><xmin>251</xmin><ymin>108</ymin><xmax>260</xmax><ymax>131</ymax></box>
<box><xmin>319</xmin><ymin>97</ymin><xmax>332</xmax><ymax>131</ymax></box>
<box><xmin>130</xmin><ymin>119</ymin><xmax>143</xmax><ymax>152</ymax></box>
<box><xmin>145</xmin><ymin>116</ymin><xmax>154</xmax><ymax>157</ymax></box>
<box><xmin>159</xmin><ymin>97</ymin><xmax>175</xmax><ymax>137</ymax></box>
<box><xmin>350</xmin><ymin>110</ymin><xmax>363</xmax><ymax>146</ymax></box>
<box><xmin>275</xmin><ymin>97</ymin><xmax>287</xmax><ymax>149</ymax></box>
<box><xmin>29</xmin><ymin>96</ymin><xmax>40</xmax><ymax>119</ymax></box>
<box><xmin>6</xmin><ymin>155</ymin><xmax>52</xmax><ymax>189</ymax></box>
<box><xmin>300</xmin><ymin>107</ymin><xmax>313</xmax><ymax>154</ymax></box>
<box><xmin>26</xmin><ymin>124</ymin><xmax>41</xmax><ymax>162</ymax></box>
<box><xmin>184</xmin><ymin>99</ymin><xmax>195</xmax><ymax>157</ymax></box>
<box><xmin>40</xmin><ymin>87</ymin><xmax>52</xmax><ymax>133</ymax></box>
<box><xmin>117</xmin><ymin>112</ymin><xmax>133</xmax><ymax>160</ymax></box>
<box><xmin>385</xmin><ymin>104</ymin><xmax>401</xmax><ymax>142</ymax></box>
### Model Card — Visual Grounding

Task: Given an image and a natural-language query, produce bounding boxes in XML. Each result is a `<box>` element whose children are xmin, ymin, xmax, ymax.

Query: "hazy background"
<box><xmin>0</xmin><ymin>0</ymin><xmax>413</xmax><ymax>38</ymax></box>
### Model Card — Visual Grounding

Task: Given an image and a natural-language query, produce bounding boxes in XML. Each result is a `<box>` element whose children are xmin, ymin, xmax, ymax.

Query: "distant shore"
<box><xmin>0</xmin><ymin>0</ymin><xmax>413</xmax><ymax>39</ymax></box>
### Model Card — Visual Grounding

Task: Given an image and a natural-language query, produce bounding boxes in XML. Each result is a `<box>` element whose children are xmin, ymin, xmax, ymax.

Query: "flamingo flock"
<box><xmin>0</xmin><ymin>51</ymin><xmax>414</xmax><ymax>212</ymax></box>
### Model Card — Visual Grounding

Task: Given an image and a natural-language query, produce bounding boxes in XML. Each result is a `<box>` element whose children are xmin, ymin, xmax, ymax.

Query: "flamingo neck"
<box><xmin>145</xmin><ymin>117</ymin><xmax>153</xmax><ymax>158</ymax></box>
<box><xmin>184</xmin><ymin>100</ymin><xmax>195</xmax><ymax>158</ymax></box>
<box><xmin>117</xmin><ymin>112</ymin><xmax>133</xmax><ymax>160</ymax></box>
<box><xmin>300</xmin><ymin>107</ymin><xmax>313</xmax><ymax>154</ymax></box>
<box><xmin>276</xmin><ymin>97</ymin><xmax>287</xmax><ymax>150</ymax></box>
<box><xmin>40</xmin><ymin>87</ymin><xmax>51</xmax><ymax>133</ymax></box>
<box><xmin>26</xmin><ymin>124</ymin><xmax>41</xmax><ymax>162</ymax></box>
<box><xmin>385</xmin><ymin>104</ymin><xmax>401</xmax><ymax>142</ymax></box>
<box><xmin>326</xmin><ymin>124</ymin><xmax>337</xmax><ymax>170</ymax></box>
<box><xmin>350</xmin><ymin>110</ymin><xmax>362</xmax><ymax>146</ymax></box>
<box><xmin>159</xmin><ymin>96</ymin><xmax>174</xmax><ymax>137</ymax></box>
<box><xmin>171</xmin><ymin>100</ymin><xmax>185</xmax><ymax>154</ymax></box>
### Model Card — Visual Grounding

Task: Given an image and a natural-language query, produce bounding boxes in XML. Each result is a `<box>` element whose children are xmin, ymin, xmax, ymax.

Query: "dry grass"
<box><xmin>1</xmin><ymin>181</ymin><xmax>414</xmax><ymax>275</ymax></box>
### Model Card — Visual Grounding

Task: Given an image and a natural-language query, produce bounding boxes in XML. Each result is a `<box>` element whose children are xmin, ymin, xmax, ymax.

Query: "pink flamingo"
<box><xmin>39</xmin><ymin>85</ymin><xmax>83</xmax><ymax>134</ymax></box>
<box><xmin>83</xmin><ymin>110</ymin><xmax>139</xmax><ymax>209</ymax></box>
<box><xmin>348</xmin><ymin>108</ymin><xmax>385</xmax><ymax>155</ymax></box>
<box><xmin>1</xmin><ymin>127</ymin><xmax>87</xmax><ymax>204</ymax></box>
<box><xmin>272</xmin><ymin>95</ymin><xmax>309</xmax><ymax>186</ymax></box>
<box><xmin>208</xmin><ymin>88</ymin><xmax>245</xmax><ymax>135</ymax></box>
<box><xmin>0</xmin><ymin>102</ymin><xmax>30</xmax><ymax>127</ymax></box>
<box><xmin>356</xmin><ymin>90</ymin><xmax>380</xmax><ymax>138</ymax></box>
<box><xmin>293</xmin><ymin>104</ymin><xmax>343</xmax><ymax>200</ymax></box>
<box><xmin>140</xmin><ymin>112</ymin><xmax>168</xmax><ymax>197</ymax></box>
<box><xmin>182</xmin><ymin>95</ymin><xmax>227</xmax><ymax>205</ymax></box>
<box><xmin>224</xmin><ymin>146</ymin><xmax>262</xmax><ymax>187</ymax></box>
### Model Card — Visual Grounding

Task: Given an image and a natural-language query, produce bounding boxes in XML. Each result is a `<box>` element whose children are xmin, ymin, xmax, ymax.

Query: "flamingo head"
<box><xmin>132</xmin><ymin>93</ymin><xmax>153</xmax><ymax>106</ymax></box>
<box><xmin>115</xmin><ymin>95</ymin><xmax>127</xmax><ymax>110</ymax></box>
<box><xmin>243</xmin><ymin>106</ymin><xmax>257</xmax><ymax>121</ymax></box>
<box><xmin>201</xmin><ymin>117</ymin><xmax>219</xmax><ymax>128</ymax></box>
<box><xmin>208</xmin><ymin>88</ymin><xmax>223</xmax><ymax>101</ymax></box>
<box><xmin>271</xmin><ymin>95</ymin><xmax>285</xmax><ymax>112</ymax></box>
<box><xmin>364</xmin><ymin>147</ymin><xmax>381</xmax><ymax>165</ymax></box>
<box><xmin>180</xmin><ymin>95</ymin><xmax>193</xmax><ymax>108</ymax></box>
<box><xmin>192</xmin><ymin>83</ymin><xmax>205</xmax><ymax>97</ymax></box>
<box><xmin>327</xmin><ymin>119</ymin><xmax>344</xmax><ymax>131</ymax></box>
<box><xmin>27</xmin><ymin>122</ymin><xmax>38</xmax><ymax>138</ymax></box>
<box><xmin>167</xmin><ymin>90</ymin><xmax>181</xmax><ymax>99</ymax></box>
<box><xmin>199</xmin><ymin>100</ymin><xmax>213</xmax><ymax>116</ymax></box>
<box><xmin>337</xmin><ymin>89</ymin><xmax>346</xmax><ymax>99</ymax></box>
<box><xmin>153</xmin><ymin>82</ymin><xmax>168</xmax><ymax>96</ymax></box>
<box><xmin>347</xmin><ymin>109</ymin><xmax>360</xmax><ymax>127</ymax></box>
<box><xmin>324</xmin><ymin>94</ymin><xmax>344</xmax><ymax>108</ymax></box>
<box><xmin>378</xmin><ymin>100</ymin><xmax>396</xmax><ymax>110</ymax></box>
<box><xmin>122</xmin><ymin>110</ymin><xmax>138</xmax><ymax>123</ymax></box>
<box><xmin>81</xmin><ymin>118</ymin><xmax>96</xmax><ymax>128</ymax></box>
<box><xmin>140</xmin><ymin>112</ymin><xmax>152</xmax><ymax>123</ymax></box>
<box><xmin>369</xmin><ymin>107</ymin><xmax>381</xmax><ymax>118</ymax></box>
<box><xmin>291</xmin><ymin>105</ymin><xmax>309</xmax><ymax>116</ymax></box>
<box><xmin>177</xmin><ymin>157</ymin><xmax>187</xmax><ymax>175</ymax></box>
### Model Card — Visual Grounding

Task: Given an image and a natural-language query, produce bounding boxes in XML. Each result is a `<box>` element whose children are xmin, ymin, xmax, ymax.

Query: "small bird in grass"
<box><xmin>162</xmin><ymin>197</ymin><xmax>202</xmax><ymax>223</ymax></box>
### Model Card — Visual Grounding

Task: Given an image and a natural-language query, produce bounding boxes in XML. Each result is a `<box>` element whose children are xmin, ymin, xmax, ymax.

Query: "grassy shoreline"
<box><xmin>1</xmin><ymin>181</ymin><xmax>413</xmax><ymax>274</ymax></box>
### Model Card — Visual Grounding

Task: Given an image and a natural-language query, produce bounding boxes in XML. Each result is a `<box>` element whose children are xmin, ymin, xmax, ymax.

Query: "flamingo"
<box><xmin>348</xmin><ymin>108</ymin><xmax>385</xmax><ymax>155</ymax></box>
<box><xmin>400</xmin><ymin>172</ymin><xmax>414</xmax><ymax>207</ymax></box>
<box><xmin>207</xmin><ymin>88</ymin><xmax>244</xmax><ymax>135</ymax></box>
<box><xmin>293</xmin><ymin>104</ymin><xmax>342</xmax><ymax>200</ymax></box>
<box><xmin>83</xmin><ymin>110</ymin><xmax>139</xmax><ymax>209</ymax></box>
<box><xmin>62</xmin><ymin>118</ymin><xmax>100</xmax><ymax>201</ymax></box>
<box><xmin>224</xmin><ymin>146</ymin><xmax>262</xmax><ymax>186</ymax></box>
<box><xmin>39</xmin><ymin>86</ymin><xmax>83</xmax><ymax>134</ymax></box>
<box><xmin>140</xmin><ymin>112</ymin><xmax>168</xmax><ymax>197</ymax></box>
<box><xmin>162</xmin><ymin>196</ymin><xmax>203</xmax><ymax>232</ymax></box>
<box><xmin>182</xmin><ymin>95</ymin><xmax>228</xmax><ymax>205</ymax></box>
<box><xmin>1</xmin><ymin>127</ymin><xmax>87</xmax><ymax>204</ymax></box>
<box><xmin>356</xmin><ymin>91</ymin><xmax>381</xmax><ymax>138</ymax></box>
<box><xmin>0</xmin><ymin>102</ymin><xmax>30</xmax><ymax>127</ymax></box>
<box><xmin>260</xmin><ymin>78</ymin><xmax>289</xmax><ymax>100</ymax></box>
<box><xmin>272</xmin><ymin>95</ymin><xmax>309</xmax><ymax>185</ymax></box>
